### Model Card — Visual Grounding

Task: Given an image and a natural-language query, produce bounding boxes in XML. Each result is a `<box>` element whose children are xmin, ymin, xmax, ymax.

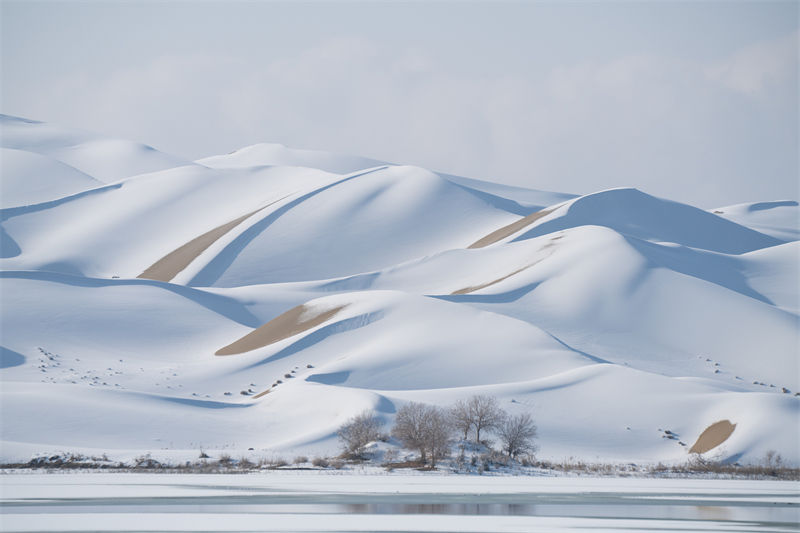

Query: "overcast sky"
<box><xmin>2</xmin><ymin>1</ymin><xmax>797</xmax><ymax>207</ymax></box>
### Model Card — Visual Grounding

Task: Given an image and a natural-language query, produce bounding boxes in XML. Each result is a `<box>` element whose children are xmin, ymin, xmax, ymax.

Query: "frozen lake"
<box><xmin>0</xmin><ymin>472</ymin><xmax>797</xmax><ymax>532</ymax></box>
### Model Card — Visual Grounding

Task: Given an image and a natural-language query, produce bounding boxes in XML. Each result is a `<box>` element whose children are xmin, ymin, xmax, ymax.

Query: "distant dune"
<box><xmin>1</xmin><ymin>115</ymin><xmax>797</xmax><ymax>466</ymax></box>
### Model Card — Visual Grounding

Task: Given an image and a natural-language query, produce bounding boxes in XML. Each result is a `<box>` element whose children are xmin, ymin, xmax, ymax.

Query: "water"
<box><xmin>1</xmin><ymin>474</ymin><xmax>797</xmax><ymax>532</ymax></box>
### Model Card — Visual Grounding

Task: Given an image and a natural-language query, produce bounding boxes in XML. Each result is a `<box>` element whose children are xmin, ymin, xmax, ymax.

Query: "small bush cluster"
<box><xmin>337</xmin><ymin>411</ymin><xmax>385</xmax><ymax>458</ymax></box>
<box><xmin>336</xmin><ymin>395</ymin><xmax>538</xmax><ymax>470</ymax></box>
<box><xmin>3</xmin><ymin>449</ymin><xmax>797</xmax><ymax>479</ymax></box>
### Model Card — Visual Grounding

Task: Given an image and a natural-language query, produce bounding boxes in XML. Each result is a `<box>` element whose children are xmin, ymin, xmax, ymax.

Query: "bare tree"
<box><xmin>449</xmin><ymin>398</ymin><xmax>472</xmax><ymax>440</ymax></box>
<box><xmin>392</xmin><ymin>402</ymin><xmax>453</xmax><ymax>466</ymax></box>
<box><xmin>468</xmin><ymin>395</ymin><xmax>505</xmax><ymax>444</ymax></box>
<box><xmin>424</xmin><ymin>407</ymin><xmax>453</xmax><ymax>467</ymax></box>
<box><xmin>498</xmin><ymin>413</ymin><xmax>538</xmax><ymax>458</ymax></box>
<box><xmin>337</xmin><ymin>410</ymin><xmax>383</xmax><ymax>457</ymax></box>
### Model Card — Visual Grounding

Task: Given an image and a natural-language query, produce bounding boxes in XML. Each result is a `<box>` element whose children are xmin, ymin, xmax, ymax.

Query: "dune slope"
<box><xmin>1</xmin><ymin>115</ymin><xmax>797</xmax><ymax>466</ymax></box>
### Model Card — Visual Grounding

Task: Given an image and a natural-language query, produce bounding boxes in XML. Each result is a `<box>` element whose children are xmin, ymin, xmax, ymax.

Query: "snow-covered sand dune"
<box><xmin>1</xmin><ymin>114</ymin><xmax>797</xmax><ymax>465</ymax></box>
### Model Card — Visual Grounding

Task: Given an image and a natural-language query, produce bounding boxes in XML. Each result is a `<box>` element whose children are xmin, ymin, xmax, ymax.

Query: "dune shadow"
<box><xmin>748</xmin><ymin>200</ymin><xmax>798</xmax><ymax>212</ymax></box>
<box><xmin>245</xmin><ymin>311</ymin><xmax>384</xmax><ymax>369</ymax></box>
<box><xmin>158</xmin><ymin>396</ymin><xmax>252</xmax><ymax>409</ymax></box>
<box><xmin>0</xmin><ymin>270</ymin><xmax>262</xmax><ymax>327</ymax></box>
<box><xmin>431</xmin><ymin>281</ymin><xmax>542</xmax><ymax>304</ymax></box>
<box><xmin>0</xmin><ymin>225</ymin><xmax>21</xmax><ymax>258</ymax></box>
<box><xmin>0</xmin><ymin>183</ymin><xmax>123</xmax><ymax>222</ymax></box>
<box><xmin>306</xmin><ymin>371</ymin><xmax>350</xmax><ymax>385</ymax></box>
<box><xmin>0</xmin><ymin>346</ymin><xmax>25</xmax><ymax>369</ymax></box>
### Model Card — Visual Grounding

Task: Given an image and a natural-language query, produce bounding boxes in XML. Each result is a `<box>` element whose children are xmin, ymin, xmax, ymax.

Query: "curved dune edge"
<box><xmin>453</xmin><ymin>236</ymin><xmax>562</xmax><ymax>294</ymax></box>
<box><xmin>451</xmin><ymin>260</ymin><xmax>542</xmax><ymax>295</ymax></box>
<box><xmin>138</xmin><ymin>197</ymin><xmax>286</xmax><ymax>282</ymax></box>
<box><xmin>689</xmin><ymin>420</ymin><xmax>736</xmax><ymax>454</ymax></box>
<box><xmin>215</xmin><ymin>304</ymin><xmax>348</xmax><ymax>356</ymax></box>
<box><xmin>468</xmin><ymin>208</ymin><xmax>553</xmax><ymax>249</ymax></box>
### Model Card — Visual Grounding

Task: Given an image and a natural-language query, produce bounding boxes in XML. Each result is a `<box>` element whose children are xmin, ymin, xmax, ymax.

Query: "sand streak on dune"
<box><xmin>215</xmin><ymin>304</ymin><xmax>348</xmax><ymax>356</ymax></box>
<box><xmin>451</xmin><ymin>258</ymin><xmax>549</xmax><ymax>295</ymax></box>
<box><xmin>454</xmin><ymin>236</ymin><xmax>562</xmax><ymax>294</ymax></box>
<box><xmin>469</xmin><ymin>209</ymin><xmax>553</xmax><ymax>249</ymax></box>
<box><xmin>689</xmin><ymin>420</ymin><xmax>736</xmax><ymax>454</ymax></box>
<box><xmin>138</xmin><ymin>198</ymin><xmax>286</xmax><ymax>282</ymax></box>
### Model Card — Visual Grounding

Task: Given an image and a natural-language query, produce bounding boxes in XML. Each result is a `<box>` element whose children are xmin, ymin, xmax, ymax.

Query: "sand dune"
<box><xmin>138</xmin><ymin>199</ymin><xmax>285</xmax><ymax>282</ymax></box>
<box><xmin>215</xmin><ymin>304</ymin><xmax>348</xmax><ymax>356</ymax></box>
<box><xmin>469</xmin><ymin>209</ymin><xmax>553</xmax><ymax>249</ymax></box>
<box><xmin>689</xmin><ymin>420</ymin><xmax>736</xmax><ymax>454</ymax></box>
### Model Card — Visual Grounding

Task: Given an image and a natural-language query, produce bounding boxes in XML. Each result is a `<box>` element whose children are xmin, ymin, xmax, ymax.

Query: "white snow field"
<box><xmin>0</xmin><ymin>473</ymin><xmax>798</xmax><ymax>532</ymax></box>
<box><xmin>1</xmin><ymin>113</ymin><xmax>798</xmax><ymax>466</ymax></box>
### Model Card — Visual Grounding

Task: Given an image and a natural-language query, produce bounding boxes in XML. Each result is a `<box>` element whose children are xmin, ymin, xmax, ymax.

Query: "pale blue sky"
<box><xmin>2</xmin><ymin>1</ymin><xmax>798</xmax><ymax>207</ymax></box>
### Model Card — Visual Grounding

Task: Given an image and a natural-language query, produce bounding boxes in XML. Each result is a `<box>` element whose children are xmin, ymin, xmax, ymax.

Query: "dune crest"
<box><xmin>689</xmin><ymin>420</ymin><xmax>736</xmax><ymax>454</ymax></box>
<box><xmin>215</xmin><ymin>304</ymin><xmax>348</xmax><ymax>356</ymax></box>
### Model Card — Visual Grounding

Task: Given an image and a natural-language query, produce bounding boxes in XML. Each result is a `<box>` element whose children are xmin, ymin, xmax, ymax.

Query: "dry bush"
<box><xmin>498</xmin><ymin>413</ymin><xmax>537</xmax><ymax>458</ymax></box>
<box><xmin>337</xmin><ymin>410</ymin><xmax>384</xmax><ymax>457</ymax></box>
<box><xmin>392</xmin><ymin>402</ymin><xmax>453</xmax><ymax>467</ymax></box>
<box><xmin>311</xmin><ymin>457</ymin><xmax>329</xmax><ymax>468</ymax></box>
<box><xmin>449</xmin><ymin>395</ymin><xmax>506</xmax><ymax>444</ymax></box>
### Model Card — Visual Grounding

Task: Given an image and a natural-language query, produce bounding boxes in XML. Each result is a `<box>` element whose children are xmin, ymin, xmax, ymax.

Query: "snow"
<box><xmin>712</xmin><ymin>200</ymin><xmax>800</xmax><ymax>242</ymax></box>
<box><xmin>0</xmin><ymin>114</ymin><xmax>189</xmax><ymax>183</ymax></box>
<box><xmin>0</xmin><ymin>148</ymin><xmax>102</xmax><ymax>208</ymax></box>
<box><xmin>1</xmin><ymin>473</ymin><xmax>797</xmax><ymax>532</ymax></box>
<box><xmin>1</xmin><ymin>115</ymin><xmax>798</xmax><ymax>467</ymax></box>
<box><xmin>197</xmin><ymin>142</ymin><xmax>386</xmax><ymax>174</ymax></box>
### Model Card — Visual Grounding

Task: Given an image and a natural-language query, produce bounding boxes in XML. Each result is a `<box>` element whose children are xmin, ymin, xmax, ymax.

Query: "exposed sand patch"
<box><xmin>468</xmin><ymin>208</ymin><xmax>553</xmax><ymax>249</ymax></box>
<box><xmin>452</xmin><ymin>263</ymin><xmax>536</xmax><ymax>295</ymax></box>
<box><xmin>138</xmin><ymin>197</ymin><xmax>285</xmax><ymax>282</ymax></box>
<box><xmin>689</xmin><ymin>420</ymin><xmax>736</xmax><ymax>454</ymax></box>
<box><xmin>215</xmin><ymin>304</ymin><xmax>347</xmax><ymax>356</ymax></box>
<box><xmin>452</xmin><ymin>235</ymin><xmax>562</xmax><ymax>294</ymax></box>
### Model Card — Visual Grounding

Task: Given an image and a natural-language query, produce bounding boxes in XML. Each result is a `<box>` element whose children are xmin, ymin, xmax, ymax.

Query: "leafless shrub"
<box><xmin>312</xmin><ymin>457</ymin><xmax>330</xmax><ymax>468</ymax></box>
<box><xmin>383</xmin><ymin>449</ymin><xmax>398</xmax><ymax>463</ymax></box>
<box><xmin>480</xmin><ymin>449</ymin><xmax>511</xmax><ymax>468</ymax></box>
<box><xmin>337</xmin><ymin>410</ymin><xmax>384</xmax><ymax>457</ymax></box>
<box><xmin>764</xmin><ymin>450</ymin><xmax>783</xmax><ymax>469</ymax></box>
<box><xmin>449</xmin><ymin>398</ymin><xmax>473</xmax><ymax>441</ymax></box>
<box><xmin>450</xmin><ymin>395</ymin><xmax>506</xmax><ymax>444</ymax></box>
<box><xmin>133</xmin><ymin>453</ymin><xmax>162</xmax><ymax>469</ymax></box>
<box><xmin>392</xmin><ymin>402</ymin><xmax>453</xmax><ymax>467</ymax></box>
<box><xmin>293</xmin><ymin>455</ymin><xmax>308</xmax><ymax>465</ymax></box>
<box><xmin>498</xmin><ymin>413</ymin><xmax>538</xmax><ymax>458</ymax></box>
